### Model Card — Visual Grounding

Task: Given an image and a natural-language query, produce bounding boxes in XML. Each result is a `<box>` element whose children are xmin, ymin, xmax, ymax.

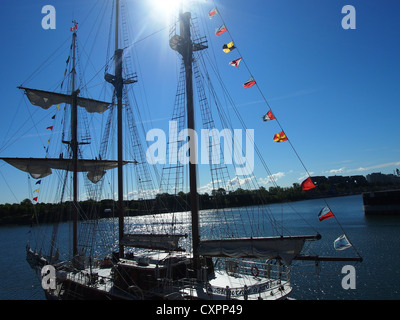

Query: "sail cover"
<box><xmin>0</xmin><ymin>158</ymin><xmax>131</xmax><ymax>183</ymax></box>
<box><xmin>198</xmin><ymin>235</ymin><xmax>320</xmax><ymax>264</ymax></box>
<box><xmin>121</xmin><ymin>234</ymin><xmax>187</xmax><ymax>251</ymax></box>
<box><xmin>20</xmin><ymin>87</ymin><xmax>110</xmax><ymax>114</ymax></box>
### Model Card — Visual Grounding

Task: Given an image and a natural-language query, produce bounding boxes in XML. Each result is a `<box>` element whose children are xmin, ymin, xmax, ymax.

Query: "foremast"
<box><xmin>104</xmin><ymin>0</ymin><xmax>131</xmax><ymax>260</ymax></box>
<box><xmin>3</xmin><ymin>23</ymin><xmax>113</xmax><ymax>262</ymax></box>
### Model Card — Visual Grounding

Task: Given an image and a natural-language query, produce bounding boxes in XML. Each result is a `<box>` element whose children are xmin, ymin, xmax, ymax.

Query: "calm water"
<box><xmin>1</xmin><ymin>194</ymin><xmax>399</xmax><ymax>300</ymax></box>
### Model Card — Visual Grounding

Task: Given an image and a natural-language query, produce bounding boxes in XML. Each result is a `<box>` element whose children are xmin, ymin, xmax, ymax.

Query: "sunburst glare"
<box><xmin>147</xmin><ymin>0</ymin><xmax>183</xmax><ymax>24</ymax></box>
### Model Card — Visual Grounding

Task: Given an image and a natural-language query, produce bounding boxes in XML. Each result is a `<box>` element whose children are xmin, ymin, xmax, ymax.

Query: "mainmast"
<box><xmin>170</xmin><ymin>10</ymin><xmax>207</xmax><ymax>275</ymax></box>
<box><xmin>71</xmin><ymin>23</ymin><xmax>78</xmax><ymax>257</ymax></box>
<box><xmin>182</xmin><ymin>12</ymin><xmax>200</xmax><ymax>274</ymax></box>
<box><xmin>115</xmin><ymin>0</ymin><xmax>125</xmax><ymax>260</ymax></box>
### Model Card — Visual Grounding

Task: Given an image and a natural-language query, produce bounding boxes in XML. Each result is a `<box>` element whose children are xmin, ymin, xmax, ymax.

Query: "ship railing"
<box><xmin>224</xmin><ymin>258</ymin><xmax>290</xmax><ymax>282</ymax></box>
<box><xmin>66</xmin><ymin>268</ymin><xmax>115</xmax><ymax>291</ymax></box>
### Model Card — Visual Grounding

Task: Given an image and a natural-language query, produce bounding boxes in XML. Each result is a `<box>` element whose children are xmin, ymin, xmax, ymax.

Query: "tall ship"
<box><xmin>1</xmin><ymin>0</ymin><xmax>361</xmax><ymax>300</ymax></box>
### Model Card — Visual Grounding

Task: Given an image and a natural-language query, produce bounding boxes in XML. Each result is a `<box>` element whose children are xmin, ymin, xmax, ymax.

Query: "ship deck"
<box><xmin>179</xmin><ymin>270</ymin><xmax>291</xmax><ymax>300</ymax></box>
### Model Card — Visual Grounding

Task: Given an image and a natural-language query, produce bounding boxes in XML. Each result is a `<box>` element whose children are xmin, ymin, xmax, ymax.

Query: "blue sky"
<box><xmin>0</xmin><ymin>0</ymin><xmax>400</xmax><ymax>204</ymax></box>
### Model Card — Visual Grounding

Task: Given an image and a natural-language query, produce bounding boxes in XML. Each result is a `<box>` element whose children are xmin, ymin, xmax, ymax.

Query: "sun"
<box><xmin>148</xmin><ymin>0</ymin><xmax>183</xmax><ymax>22</ymax></box>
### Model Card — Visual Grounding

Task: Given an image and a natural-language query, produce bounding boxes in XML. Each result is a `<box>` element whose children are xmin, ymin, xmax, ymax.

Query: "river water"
<box><xmin>0</xmin><ymin>194</ymin><xmax>399</xmax><ymax>300</ymax></box>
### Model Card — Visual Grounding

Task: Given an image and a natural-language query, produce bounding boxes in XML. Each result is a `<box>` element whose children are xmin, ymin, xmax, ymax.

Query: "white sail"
<box><xmin>121</xmin><ymin>234</ymin><xmax>187</xmax><ymax>251</ymax></box>
<box><xmin>0</xmin><ymin>157</ymin><xmax>132</xmax><ymax>183</ymax></box>
<box><xmin>20</xmin><ymin>87</ymin><xmax>110</xmax><ymax>114</ymax></box>
<box><xmin>198</xmin><ymin>235</ymin><xmax>319</xmax><ymax>264</ymax></box>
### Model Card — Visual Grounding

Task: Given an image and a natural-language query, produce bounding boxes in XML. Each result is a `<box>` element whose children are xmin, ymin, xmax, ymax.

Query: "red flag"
<box><xmin>229</xmin><ymin>58</ymin><xmax>242</xmax><ymax>68</ymax></box>
<box><xmin>243</xmin><ymin>77</ymin><xmax>256</xmax><ymax>89</ymax></box>
<box><xmin>318</xmin><ymin>206</ymin><xmax>334</xmax><ymax>221</ymax></box>
<box><xmin>273</xmin><ymin>131</ymin><xmax>288</xmax><ymax>143</ymax></box>
<box><xmin>301</xmin><ymin>177</ymin><xmax>316</xmax><ymax>191</ymax></box>
<box><xmin>33</xmin><ymin>197</ymin><xmax>38</xmax><ymax>202</ymax></box>
<box><xmin>46</xmin><ymin>126</ymin><xmax>53</xmax><ymax>130</ymax></box>
<box><xmin>70</xmin><ymin>24</ymin><xmax>78</xmax><ymax>32</ymax></box>
<box><xmin>215</xmin><ymin>25</ymin><xmax>227</xmax><ymax>36</ymax></box>
<box><xmin>209</xmin><ymin>8</ymin><xmax>218</xmax><ymax>18</ymax></box>
<box><xmin>263</xmin><ymin>110</ymin><xmax>275</xmax><ymax>121</ymax></box>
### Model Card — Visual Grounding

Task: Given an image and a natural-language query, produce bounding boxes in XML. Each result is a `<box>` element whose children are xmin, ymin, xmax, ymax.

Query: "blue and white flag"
<box><xmin>334</xmin><ymin>234</ymin><xmax>352</xmax><ymax>251</ymax></box>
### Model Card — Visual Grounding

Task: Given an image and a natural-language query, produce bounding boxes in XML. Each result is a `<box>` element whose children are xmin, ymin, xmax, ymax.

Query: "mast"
<box><xmin>176</xmin><ymin>11</ymin><xmax>200</xmax><ymax>273</ymax></box>
<box><xmin>169</xmin><ymin>8</ymin><xmax>207</xmax><ymax>276</ymax></box>
<box><xmin>71</xmin><ymin>25</ymin><xmax>78</xmax><ymax>257</ymax></box>
<box><xmin>115</xmin><ymin>0</ymin><xmax>124</xmax><ymax>259</ymax></box>
<box><xmin>104</xmin><ymin>0</ymin><xmax>138</xmax><ymax>259</ymax></box>
<box><xmin>182</xmin><ymin>12</ymin><xmax>201</xmax><ymax>274</ymax></box>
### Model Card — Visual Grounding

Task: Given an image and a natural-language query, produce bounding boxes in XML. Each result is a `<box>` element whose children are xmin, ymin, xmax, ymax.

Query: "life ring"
<box><xmin>251</xmin><ymin>265</ymin><xmax>259</xmax><ymax>277</ymax></box>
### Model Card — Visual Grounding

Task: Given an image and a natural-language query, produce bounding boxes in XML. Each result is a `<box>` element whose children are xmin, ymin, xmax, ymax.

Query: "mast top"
<box><xmin>71</xmin><ymin>20</ymin><xmax>78</xmax><ymax>33</ymax></box>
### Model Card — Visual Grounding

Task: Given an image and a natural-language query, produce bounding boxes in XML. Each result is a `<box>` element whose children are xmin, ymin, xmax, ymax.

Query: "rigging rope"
<box><xmin>207</xmin><ymin>0</ymin><xmax>362</xmax><ymax>259</ymax></box>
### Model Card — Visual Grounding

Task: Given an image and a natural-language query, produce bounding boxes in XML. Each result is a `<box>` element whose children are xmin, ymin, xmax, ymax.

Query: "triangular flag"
<box><xmin>215</xmin><ymin>25</ymin><xmax>227</xmax><ymax>36</ymax></box>
<box><xmin>47</xmin><ymin>138</ymin><xmax>51</xmax><ymax>144</ymax></box>
<box><xmin>263</xmin><ymin>110</ymin><xmax>275</xmax><ymax>121</ymax></box>
<box><xmin>209</xmin><ymin>8</ymin><xmax>218</xmax><ymax>18</ymax></box>
<box><xmin>36</xmin><ymin>180</ymin><xmax>41</xmax><ymax>185</ymax></box>
<box><xmin>34</xmin><ymin>189</ymin><xmax>40</xmax><ymax>193</ymax></box>
<box><xmin>223</xmin><ymin>41</ymin><xmax>236</xmax><ymax>53</ymax></box>
<box><xmin>318</xmin><ymin>206</ymin><xmax>334</xmax><ymax>221</ymax></box>
<box><xmin>33</xmin><ymin>197</ymin><xmax>38</xmax><ymax>202</ymax></box>
<box><xmin>301</xmin><ymin>177</ymin><xmax>316</xmax><ymax>191</ymax></box>
<box><xmin>229</xmin><ymin>58</ymin><xmax>242</xmax><ymax>68</ymax></box>
<box><xmin>51</xmin><ymin>114</ymin><xmax>56</xmax><ymax>119</ymax></box>
<box><xmin>56</xmin><ymin>104</ymin><xmax>60</xmax><ymax>110</ymax></box>
<box><xmin>243</xmin><ymin>77</ymin><xmax>256</xmax><ymax>89</ymax></box>
<box><xmin>334</xmin><ymin>234</ymin><xmax>352</xmax><ymax>251</ymax></box>
<box><xmin>273</xmin><ymin>131</ymin><xmax>288</xmax><ymax>143</ymax></box>
<box><xmin>46</xmin><ymin>126</ymin><xmax>53</xmax><ymax>130</ymax></box>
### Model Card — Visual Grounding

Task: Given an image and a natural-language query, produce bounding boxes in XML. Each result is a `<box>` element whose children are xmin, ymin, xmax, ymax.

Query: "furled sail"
<box><xmin>121</xmin><ymin>234</ymin><xmax>188</xmax><ymax>251</ymax></box>
<box><xmin>19</xmin><ymin>87</ymin><xmax>110</xmax><ymax>114</ymax></box>
<box><xmin>198</xmin><ymin>235</ymin><xmax>321</xmax><ymax>264</ymax></box>
<box><xmin>0</xmin><ymin>158</ymin><xmax>132</xmax><ymax>183</ymax></box>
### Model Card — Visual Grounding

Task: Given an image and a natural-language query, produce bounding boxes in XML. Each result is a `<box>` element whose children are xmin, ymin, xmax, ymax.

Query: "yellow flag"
<box><xmin>34</xmin><ymin>189</ymin><xmax>40</xmax><ymax>193</ymax></box>
<box><xmin>223</xmin><ymin>41</ymin><xmax>235</xmax><ymax>53</ymax></box>
<box><xmin>56</xmin><ymin>104</ymin><xmax>60</xmax><ymax>110</ymax></box>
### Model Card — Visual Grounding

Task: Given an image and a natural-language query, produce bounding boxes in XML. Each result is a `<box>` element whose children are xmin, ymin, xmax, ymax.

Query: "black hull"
<box><xmin>46</xmin><ymin>279</ymin><xmax>134</xmax><ymax>300</ymax></box>
<box><xmin>363</xmin><ymin>189</ymin><xmax>400</xmax><ymax>215</ymax></box>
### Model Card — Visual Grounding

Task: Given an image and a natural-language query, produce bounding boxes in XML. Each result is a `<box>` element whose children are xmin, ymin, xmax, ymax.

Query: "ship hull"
<box><xmin>363</xmin><ymin>189</ymin><xmax>400</xmax><ymax>215</ymax></box>
<box><xmin>40</xmin><ymin>253</ymin><xmax>292</xmax><ymax>300</ymax></box>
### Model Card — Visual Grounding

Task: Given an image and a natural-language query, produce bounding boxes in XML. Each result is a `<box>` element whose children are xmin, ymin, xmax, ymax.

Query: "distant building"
<box><xmin>312</xmin><ymin>173</ymin><xmax>397</xmax><ymax>189</ymax></box>
<box><xmin>366</xmin><ymin>172</ymin><xmax>400</xmax><ymax>185</ymax></box>
<box><xmin>311</xmin><ymin>176</ymin><xmax>328</xmax><ymax>186</ymax></box>
<box><xmin>349</xmin><ymin>175</ymin><xmax>368</xmax><ymax>186</ymax></box>
<box><xmin>328</xmin><ymin>175</ymin><xmax>349</xmax><ymax>186</ymax></box>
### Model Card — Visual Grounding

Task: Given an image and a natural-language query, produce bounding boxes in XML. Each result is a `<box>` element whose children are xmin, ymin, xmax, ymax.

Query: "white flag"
<box><xmin>334</xmin><ymin>234</ymin><xmax>351</xmax><ymax>251</ymax></box>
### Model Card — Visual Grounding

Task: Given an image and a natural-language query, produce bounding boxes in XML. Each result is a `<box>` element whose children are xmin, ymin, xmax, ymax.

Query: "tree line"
<box><xmin>1</xmin><ymin>179</ymin><xmax>399</xmax><ymax>226</ymax></box>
